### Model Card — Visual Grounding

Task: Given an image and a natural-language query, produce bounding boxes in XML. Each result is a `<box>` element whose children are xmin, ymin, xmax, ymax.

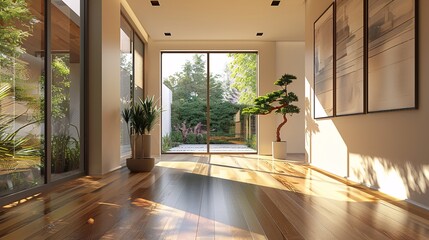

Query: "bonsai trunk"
<box><xmin>276</xmin><ymin>114</ymin><xmax>288</xmax><ymax>142</ymax></box>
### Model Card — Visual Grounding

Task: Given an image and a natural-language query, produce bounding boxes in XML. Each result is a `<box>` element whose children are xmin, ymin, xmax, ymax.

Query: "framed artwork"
<box><xmin>336</xmin><ymin>0</ymin><xmax>365</xmax><ymax>116</ymax></box>
<box><xmin>314</xmin><ymin>4</ymin><xmax>335</xmax><ymax>119</ymax></box>
<box><xmin>367</xmin><ymin>0</ymin><xmax>416</xmax><ymax>112</ymax></box>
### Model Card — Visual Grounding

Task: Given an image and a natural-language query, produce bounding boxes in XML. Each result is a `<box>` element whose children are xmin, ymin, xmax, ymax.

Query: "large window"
<box><xmin>161</xmin><ymin>52</ymin><xmax>257</xmax><ymax>153</ymax></box>
<box><xmin>50</xmin><ymin>0</ymin><xmax>83</xmax><ymax>180</ymax></box>
<box><xmin>0</xmin><ymin>0</ymin><xmax>84</xmax><ymax>197</ymax></box>
<box><xmin>120</xmin><ymin>16</ymin><xmax>144</xmax><ymax>159</ymax></box>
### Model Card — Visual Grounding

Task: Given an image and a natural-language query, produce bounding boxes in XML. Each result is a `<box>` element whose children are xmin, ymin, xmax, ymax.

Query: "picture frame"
<box><xmin>367</xmin><ymin>0</ymin><xmax>417</xmax><ymax>112</ymax></box>
<box><xmin>335</xmin><ymin>0</ymin><xmax>365</xmax><ymax>116</ymax></box>
<box><xmin>314</xmin><ymin>4</ymin><xmax>335</xmax><ymax>119</ymax></box>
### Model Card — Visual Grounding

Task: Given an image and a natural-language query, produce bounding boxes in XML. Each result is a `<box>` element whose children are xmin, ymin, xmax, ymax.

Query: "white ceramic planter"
<box><xmin>272</xmin><ymin>141</ymin><xmax>287</xmax><ymax>159</ymax></box>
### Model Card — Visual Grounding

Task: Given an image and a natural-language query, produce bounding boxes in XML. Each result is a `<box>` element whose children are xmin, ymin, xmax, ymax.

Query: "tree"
<box><xmin>0</xmin><ymin>0</ymin><xmax>32</xmax><ymax>67</ymax></box>
<box><xmin>227</xmin><ymin>53</ymin><xmax>257</xmax><ymax>105</ymax></box>
<box><xmin>242</xmin><ymin>74</ymin><xmax>300</xmax><ymax>142</ymax></box>
<box><xmin>164</xmin><ymin>54</ymin><xmax>209</xmax><ymax>102</ymax></box>
<box><xmin>164</xmin><ymin>54</ymin><xmax>237</xmax><ymax>134</ymax></box>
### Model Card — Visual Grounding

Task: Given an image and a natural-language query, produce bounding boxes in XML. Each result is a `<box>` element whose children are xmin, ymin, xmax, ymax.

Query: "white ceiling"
<box><xmin>126</xmin><ymin>0</ymin><xmax>305</xmax><ymax>41</ymax></box>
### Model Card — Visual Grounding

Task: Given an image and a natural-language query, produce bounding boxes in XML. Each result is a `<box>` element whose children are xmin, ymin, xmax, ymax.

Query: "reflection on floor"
<box><xmin>167</xmin><ymin>144</ymin><xmax>257</xmax><ymax>153</ymax></box>
<box><xmin>1</xmin><ymin>154</ymin><xmax>428</xmax><ymax>239</ymax></box>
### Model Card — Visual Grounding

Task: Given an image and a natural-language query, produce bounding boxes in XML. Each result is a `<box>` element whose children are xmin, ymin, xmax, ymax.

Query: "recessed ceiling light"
<box><xmin>271</xmin><ymin>0</ymin><xmax>280</xmax><ymax>6</ymax></box>
<box><xmin>256</xmin><ymin>32</ymin><xmax>263</xmax><ymax>36</ymax></box>
<box><xmin>164</xmin><ymin>32</ymin><xmax>171</xmax><ymax>36</ymax></box>
<box><xmin>151</xmin><ymin>1</ymin><xmax>160</xmax><ymax>6</ymax></box>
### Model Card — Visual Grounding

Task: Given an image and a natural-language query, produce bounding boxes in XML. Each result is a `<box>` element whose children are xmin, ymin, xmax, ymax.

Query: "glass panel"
<box><xmin>209</xmin><ymin>53</ymin><xmax>257</xmax><ymax>153</ymax></box>
<box><xmin>0</xmin><ymin>0</ymin><xmax>45</xmax><ymax>196</ymax></box>
<box><xmin>50</xmin><ymin>0</ymin><xmax>82</xmax><ymax>179</ymax></box>
<box><xmin>120</xmin><ymin>17</ymin><xmax>133</xmax><ymax>159</ymax></box>
<box><xmin>161</xmin><ymin>53</ymin><xmax>208</xmax><ymax>153</ymax></box>
<box><xmin>134</xmin><ymin>34</ymin><xmax>144</xmax><ymax>101</ymax></box>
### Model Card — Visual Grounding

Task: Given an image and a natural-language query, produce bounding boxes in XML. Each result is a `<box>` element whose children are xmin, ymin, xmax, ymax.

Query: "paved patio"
<box><xmin>166</xmin><ymin>144</ymin><xmax>257</xmax><ymax>153</ymax></box>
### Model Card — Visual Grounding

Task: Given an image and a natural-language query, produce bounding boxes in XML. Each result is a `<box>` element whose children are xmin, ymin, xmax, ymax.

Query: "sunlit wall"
<box><xmin>306</xmin><ymin>0</ymin><xmax>429</xmax><ymax>208</ymax></box>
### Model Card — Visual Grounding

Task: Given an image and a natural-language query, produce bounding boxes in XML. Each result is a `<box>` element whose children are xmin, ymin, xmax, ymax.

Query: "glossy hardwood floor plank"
<box><xmin>195</xmin><ymin>176</ymin><xmax>215</xmax><ymax>239</ymax></box>
<box><xmin>37</xmin><ymin>170</ymin><xmax>157</xmax><ymax>239</ymax></box>
<box><xmin>271</xmin><ymin>167</ymin><xmax>429</xmax><ymax>239</ymax></box>
<box><xmin>1</xmin><ymin>154</ymin><xmax>429</xmax><ymax>239</ymax></box>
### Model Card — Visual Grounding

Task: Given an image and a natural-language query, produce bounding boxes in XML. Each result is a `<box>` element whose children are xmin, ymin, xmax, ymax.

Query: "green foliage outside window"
<box><xmin>163</xmin><ymin>53</ymin><xmax>258</xmax><ymax>149</ymax></box>
<box><xmin>0</xmin><ymin>0</ymin><xmax>32</xmax><ymax>67</ymax></box>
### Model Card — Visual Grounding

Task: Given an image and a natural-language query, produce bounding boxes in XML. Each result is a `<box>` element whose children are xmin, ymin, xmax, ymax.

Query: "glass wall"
<box><xmin>120</xmin><ymin>17</ymin><xmax>133</xmax><ymax>159</ymax></box>
<box><xmin>209</xmin><ymin>53</ymin><xmax>257</xmax><ymax>153</ymax></box>
<box><xmin>0</xmin><ymin>0</ymin><xmax>84</xmax><ymax>197</ymax></box>
<box><xmin>0</xmin><ymin>0</ymin><xmax>45</xmax><ymax>196</ymax></box>
<box><xmin>161</xmin><ymin>52</ymin><xmax>257</xmax><ymax>153</ymax></box>
<box><xmin>50</xmin><ymin>0</ymin><xmax>82</xmax><ymax>180</ymax></box>
<box><xmin>120</xmin><ymin>16</ymin><xmax>144</xmax><ymax>160</ymax></box>
<box><xmin>161</xmin><ymin>53</ymin><xmax>208</xmax><ymax>153</ymax></box>
<box><xmin>134</xmin><ymin>33</ymin><xmax>144</xmax><ymax>102</ymax></box>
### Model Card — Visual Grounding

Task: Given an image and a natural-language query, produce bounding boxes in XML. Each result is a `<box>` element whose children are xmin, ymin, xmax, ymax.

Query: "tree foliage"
<box><xmin>0</xmin><ymin>0</ymin><xmax>33</xmax><ymax>67</ymax></box>
<box><xmin>243</xmin><ymin>74</ymin><xmax>300</xmax><ymax>142</ymax></box>
<box><xmin>163</xmin><ymin>54</ymin><xmax>239</xmax><ymax>134</ymax></box>
<box><xmin>228</xmin><ymin>53</ymin><xmax>257</xmax><ymax>105</ymax></box>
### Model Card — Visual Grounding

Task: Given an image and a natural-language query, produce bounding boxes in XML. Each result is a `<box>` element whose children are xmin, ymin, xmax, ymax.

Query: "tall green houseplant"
<box><xmin>122</xmin><ymin>96</ymin><xmax>161</xmax><ymax>172</ymax></box>
<box><xmin>122</xmin><ymin>96</ymin><xmax>161</xmax><ymax>137</ymax></box>
<box><xmin>122</xmin><ymin>96</ymin><xmax>161</xmax><ymax>159</ymax></box>
<box><xmin>242</xmin><ymin>74</ymin><xmax>300</xmax><ymax>142</ymax></box>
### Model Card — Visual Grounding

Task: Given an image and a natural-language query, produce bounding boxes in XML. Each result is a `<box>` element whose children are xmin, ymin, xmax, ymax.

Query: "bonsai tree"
<box><xmin>242</xmin><ymin>74</ymin><xmax>300</xmax><ymax>142</ymax></box>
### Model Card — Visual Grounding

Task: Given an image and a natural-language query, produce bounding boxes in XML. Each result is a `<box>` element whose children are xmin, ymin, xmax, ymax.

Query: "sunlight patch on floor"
<box><xmin>129</xmin><ymin>197</ymin><xmax>266</xmax><ymax>239</ymax></box>
<box><xmin>156</xmin><ymin>155</ymin><xmax>381</xmax><ymax>203</ymax></box>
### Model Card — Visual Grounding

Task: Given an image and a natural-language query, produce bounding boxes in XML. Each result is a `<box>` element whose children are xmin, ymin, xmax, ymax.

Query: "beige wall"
<box><xmin>87</xmin><ymin>0</ymin><xmax>150</xmax><ymax>175</ymax></box>
<box><xmin>276</xmin><ymin>42</ymin><xmax>305</xmax><ymax>154</ymax></box>
<box><xmin>306</xmin><ymin>0</ymin><xmax>429</xmax><ymax>208</ymax></box>
<box><xmin>146</xmin><ymin>41</ymin><xmax>282</xmax><ymax>156</ymax></box>
<box><xmin>88</xmin><ymin>0</ymin><xmax>121</xmax><ymax>175</ymax></box>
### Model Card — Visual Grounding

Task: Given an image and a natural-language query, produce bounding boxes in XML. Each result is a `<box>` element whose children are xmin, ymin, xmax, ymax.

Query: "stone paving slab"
<box><xmin>167</xmin><ymin>144</ymin><xmax>257</xmax><ymax>153</ymax></box>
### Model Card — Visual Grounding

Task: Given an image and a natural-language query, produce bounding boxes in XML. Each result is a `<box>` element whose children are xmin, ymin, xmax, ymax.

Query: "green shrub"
<box><xmin>246</xmin><ymin>134</ymin><xmax>257</xmax><ymax>149</ymax></box>
<box><xmin>170</xmin><ymin>131</ymin><xmax>183</xmax><ymax>143</ymax></box>
<box><xmin>162</xmin><ymin>133</ymin><xmax>173</xmax><ymax>153</ymax></box>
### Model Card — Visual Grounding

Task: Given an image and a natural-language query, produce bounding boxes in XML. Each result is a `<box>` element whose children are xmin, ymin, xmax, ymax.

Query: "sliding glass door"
<box><xmin>120</xmin><ymin>17</ymin><xmax>133</xmax><ymax>159</ymax></box>
<box><xmin>0</xmin><ymin>0</ymin><xmax>85</xmax><ymax>197</ymax></box>
<box><xmin>161</xmin><ymin>52</ymin><xmax>257</xmax><ymax>153</ymax></box>
<box><xmin>209</xmin><ymin>53</ymin><xmax>257</xmax><ymax>153</ymax></box>
<box><xmin>0</xmin><ymin>0</ymin><xmax>45</xmax><ymax>195</ymax></box>
<box><xmin>120</xmin><ymin>16</ymin><xmax>145</xmax><ymax>160</ymax></box>
<box><xmin>162</xmin><ymin>53</ymin><xmax>208</xmax><ymax>153</ymax></box>
<box><xmin>50</xmin><ymin>0</ymin><xmax>83</xmax><ymax>180</ymax></box>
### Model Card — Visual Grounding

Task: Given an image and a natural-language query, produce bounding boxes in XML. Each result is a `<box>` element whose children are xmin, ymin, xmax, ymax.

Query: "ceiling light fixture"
<box><xmin>151</xmin><ymin>1</ymin><xmax>160</xmax><ymax>6</ymax></box>
<box><xmin>256</xmin><ymin>32</ymin><xmax>263</xmax><ymax>36</ymax></box>
<box><xmin>164</xmin><ymin>32</ymin><xmax>172</xmax><ymax>36</ymax></box>
<box><xmin>271</xmin><ymin>0</ymin><xmax>280</xmax><ymax>6</ymax></box>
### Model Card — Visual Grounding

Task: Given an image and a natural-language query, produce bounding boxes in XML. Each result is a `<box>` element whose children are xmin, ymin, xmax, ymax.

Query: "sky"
<box><xmin>161</xmin><ymin>53</ymin><xmax>231</xmax><ymax>81</ymax></box>
<box><xmin>63</xmin><ymin>0</ymin><xmax>80</xmax><ymax>16</ymax></box>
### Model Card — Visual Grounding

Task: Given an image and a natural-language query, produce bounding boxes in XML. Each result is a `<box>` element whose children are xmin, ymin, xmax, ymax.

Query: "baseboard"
<box><xmin>406</xmin><ymin>199</ymin><xmax>429</xmax><ymax>211</ymax></box>
<box><xmin>308</xmin><ymin>164</ymin><xmax>429</xmax><ymax>218</ymax></box>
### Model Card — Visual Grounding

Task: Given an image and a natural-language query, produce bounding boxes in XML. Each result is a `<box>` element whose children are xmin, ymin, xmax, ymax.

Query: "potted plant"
<box><xmin>122</xmin><ymin>96</ymin><xmax>161</xmax><ymax>172</ymax></box>
<box><xmin>242</xmin><ymin>74</ymin><xmax>300</xmax><ymax>159</ymax></box>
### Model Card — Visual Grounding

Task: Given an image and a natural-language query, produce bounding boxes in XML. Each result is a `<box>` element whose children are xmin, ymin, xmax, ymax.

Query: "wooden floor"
<box><xmin>1</xmin><ymin>154</ymin><xmax>429</xmax><ymax>239</ymax></box>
